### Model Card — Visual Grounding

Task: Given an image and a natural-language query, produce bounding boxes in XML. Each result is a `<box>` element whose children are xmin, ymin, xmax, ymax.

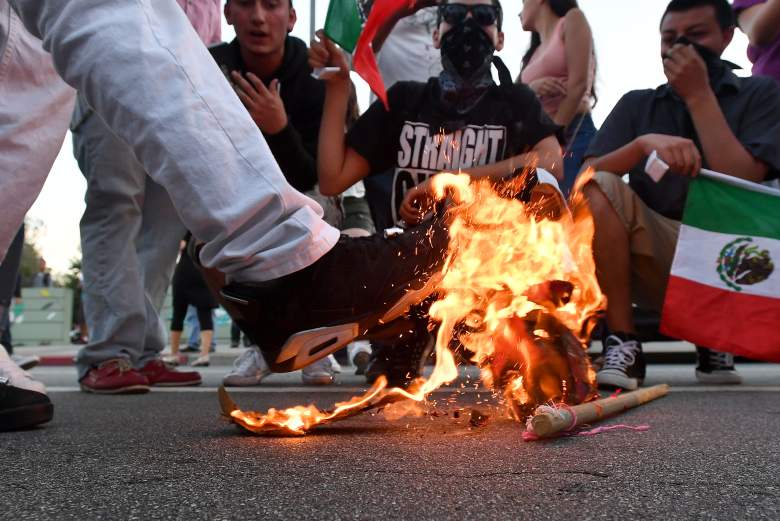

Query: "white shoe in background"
<box><xmin>222</xmin><ymin>346</ymin><xmax>271</xmax><ymax>387</ymax></box>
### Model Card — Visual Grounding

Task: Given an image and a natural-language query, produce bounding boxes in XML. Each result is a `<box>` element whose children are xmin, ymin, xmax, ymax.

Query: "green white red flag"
<box><xmin>661</xmin><ymin>170</ymin><xmax>780</xmax><ymax>362</ymax></box>
<box><xmin>324</xmin><ymin>0</ymin><xmax>412</xmax><ymax>108</ymax></box>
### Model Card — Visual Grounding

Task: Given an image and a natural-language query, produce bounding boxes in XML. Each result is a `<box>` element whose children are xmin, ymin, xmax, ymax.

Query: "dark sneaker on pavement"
<box><xmin>0</xmin><ymin>349</ymin><xmax>53</xmax><ymax>431</ymax></box>
<box><xmin>139</xmin><ymin>359</ymin><xmax>202</xmax><ymax>387</ymax></box>
<box><xmin>79</xmin><ymin>359</ymin><xmax>150</xmax><ymax>394</ymax></box>
<box><xmin>695</xmin><ymin>346</ymin><xmax>742</xmax><ymax>384</ymax></box>
<box><xmin>596</xmin><ymin>334</ymin><xmax>645</xmax><ymax>390</ymax></box>
<box><xmin>196</xmin><ymin>214</ymin><xmax>449</xmax><ymax>373</ymax></box>
<box><xmin>365</xmin><ymin>316</ymin><xmax>434</xmax><ymax>388</ymax></box>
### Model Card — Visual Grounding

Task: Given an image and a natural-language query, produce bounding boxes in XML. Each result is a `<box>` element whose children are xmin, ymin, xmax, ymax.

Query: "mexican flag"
<box><xmin>661</xmin><ymin>170</ymin><xmax>780</xmax><ymax>362</ymax></box>
<box><xmin>323</xmin><ymin>0</ymin><xmax>366</xmax><ymax>53</ymax></box>
<box><xmin>324</xmin><ymin>0</ymin><xmax>411</xmax><ymax>108</ymax></box>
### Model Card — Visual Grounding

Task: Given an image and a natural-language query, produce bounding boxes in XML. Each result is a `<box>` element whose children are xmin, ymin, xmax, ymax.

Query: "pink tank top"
<box><xmin>520</xmin><ymin>18</ymin><xmax>594</xmax><ymax>118</ymax></box>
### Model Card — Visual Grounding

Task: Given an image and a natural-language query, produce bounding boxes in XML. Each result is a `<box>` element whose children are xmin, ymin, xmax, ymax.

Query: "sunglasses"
<box><xmin>438</xmin><ymin>3</ymin><xmax>502</xmax><ymax>27</ymax></box>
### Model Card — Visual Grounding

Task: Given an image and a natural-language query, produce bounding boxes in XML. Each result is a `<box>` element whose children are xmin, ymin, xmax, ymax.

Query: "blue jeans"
<box><xmin>561</xmin><ymin>113</ymin><xmax>598</xmax><ymax>197</ymax></box>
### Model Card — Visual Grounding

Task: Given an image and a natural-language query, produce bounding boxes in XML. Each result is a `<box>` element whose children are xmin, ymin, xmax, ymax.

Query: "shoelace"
<box><xmin>101</xmin><ymin>358</ymin><xmax>133</xmax><ymax>373</ymax></box>
<box><xmin>603</xmin><ymin>336</ymin><xmax>640</xmax><ymax>369</ymax></box>
<box><xmin>708</xmin><ymin>350</ymin><xmax>734</xmax><ymax>369</ymax></box>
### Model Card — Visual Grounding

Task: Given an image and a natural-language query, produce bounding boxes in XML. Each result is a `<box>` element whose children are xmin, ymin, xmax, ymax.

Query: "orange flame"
<box><xmin>225</xmin><ymin>170</ymin><xmax>604</xmax><ymax>435</ymax></box>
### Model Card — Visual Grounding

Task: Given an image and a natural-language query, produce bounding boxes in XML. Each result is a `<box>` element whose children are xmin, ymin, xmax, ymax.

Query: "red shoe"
<box><xmin>80</xmin><ymin>359</ymin><xmax>150</xmax><ymax>394</ymax></box>
<box><xmin>139</xmin><ymin>359</ymin><xmax>202</xmax><ymax>387</ymax></box>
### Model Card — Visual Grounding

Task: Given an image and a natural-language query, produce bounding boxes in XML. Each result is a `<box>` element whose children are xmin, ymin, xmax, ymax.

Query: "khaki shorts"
<box><xmin>590</xmin><ymin>171</ymin><xmax>681</xmax><ymax>311</ymax></box>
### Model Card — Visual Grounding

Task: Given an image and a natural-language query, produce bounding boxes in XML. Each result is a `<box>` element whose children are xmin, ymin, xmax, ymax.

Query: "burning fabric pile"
<box><xmin>222</xmin><ymin>171</ymin><xmax>607</xmax><ymax>436</ymax></box>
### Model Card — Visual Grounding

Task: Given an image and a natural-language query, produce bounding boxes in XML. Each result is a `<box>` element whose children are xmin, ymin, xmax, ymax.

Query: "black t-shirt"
<box><xmin>585</xmin><ymin>69</ymin><xmax>780</xmax><ymax>221</ymax></box>
<box><xmin>347</xmin><ymin>78</ymin><xmax>559</xmax><ymax>227</ymax></box>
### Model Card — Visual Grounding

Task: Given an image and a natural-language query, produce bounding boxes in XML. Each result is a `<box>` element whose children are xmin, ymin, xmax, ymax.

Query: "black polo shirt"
<box><xmin>585</xmin><ymin>68</ymin><xmax>780</xmax><ymax>220</ymax></box>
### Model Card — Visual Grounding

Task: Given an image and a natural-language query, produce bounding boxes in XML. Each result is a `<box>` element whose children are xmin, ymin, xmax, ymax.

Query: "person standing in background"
<box><xmin>31</xmin><ymin>258</ymin><xmax>51</xmax><ymax>288</ymax></box>
<box><xmin>732</xmin><ymin>0</ymin><xmax>780</xmax><ymax>83</ymax></box>
<box><xmin>519</xmin><ymin>0</ymin><xmax>597</xmax><ymax>196</ymax></box>
<box><xmin>71</xmin><ymin>0</ymin><xmax>221</xmax><ymax>394</ymax></box>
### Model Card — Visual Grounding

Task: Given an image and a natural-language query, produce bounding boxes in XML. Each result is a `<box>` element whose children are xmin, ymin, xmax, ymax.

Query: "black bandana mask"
<box><xmin>440</xmin><ymin>17</ymin><xmax>496</xmax><ymax>81</ymax></box>
<box><xmin>670</xmin><ymin>36</ymin><xmax>728</xmax><ymax>85</ymax></box>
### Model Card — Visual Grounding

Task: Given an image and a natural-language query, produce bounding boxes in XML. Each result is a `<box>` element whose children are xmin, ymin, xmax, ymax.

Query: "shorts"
<box><xmin>589</xmin><ymin>171</ymin><xmax>681</xmax><ymax>311</ymax></box>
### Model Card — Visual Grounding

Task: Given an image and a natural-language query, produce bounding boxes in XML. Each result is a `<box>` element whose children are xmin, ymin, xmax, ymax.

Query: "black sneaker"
<box><xmin>695</xmin><ymin>346</ymin><xmax>742</xmax><ymax>384</ymax></box>
<box><xmin>0</xmin><ymin>359</ymin><xmax>53</xmax><ymax>431</ymax></box>
<box><xmin>596</xmin><ymin>334</ymin><xmax>645</xmax><ymax>390</ymax></box>
<box><xmin>196</xmin><ymin>214</ymin><xmax>449</xmax><ymax>373</ymax></box>
<box><xmin>365</xmin><ymin>314</ymin><xmax>434</xmax><ymax>388</ymax></box>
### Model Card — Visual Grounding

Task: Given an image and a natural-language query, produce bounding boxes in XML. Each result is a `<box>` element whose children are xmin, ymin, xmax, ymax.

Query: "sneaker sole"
<box><xmin>222</xmin><ymin>376</ymin><xmax>267</xmax><ymax>387</ymax></box>
<box><xmin>596</xmin><ymin>369</ymin><xmax>641</xmax><ymax>391</ymax></box>
<box><xmin>0</xmin><ymin>402</ymin><xmax>54</xmax><ymax>431</ymax></box>
<box><xmin>695</xmin><ymin>370</ymin><xmax>742</xmax><ymax>385</ymax></box>
<box><xmin>247</xmin><ymin>272</ymin><xmax>442</xmax><ymax>373</ymax></box>
<box><xmin>150</xmin><ymin>379</ymin><xmax>202</xmax><ymax>387</ymax></box>
<box><xmin>79</xmin><ymin>384</ymin><xmax>150</xmax><ymax>395</ymax></box>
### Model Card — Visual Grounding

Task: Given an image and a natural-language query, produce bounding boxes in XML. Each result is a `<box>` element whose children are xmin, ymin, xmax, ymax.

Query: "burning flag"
<box><xmin>222</xmin><ymin>171</ymin><xmax>605</xmax><ymax>436</ymax></box>
<box><xmin>661</xmin><ymin>170</ymin><xmax>780</xmax><ymax>362</ymax></box>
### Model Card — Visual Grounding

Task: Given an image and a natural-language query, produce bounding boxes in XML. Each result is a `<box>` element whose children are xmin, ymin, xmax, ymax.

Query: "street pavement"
<box><xmin>3</xmin><ymin>361</ymin><xmax>780</xmax><ymax>520</ymax></box>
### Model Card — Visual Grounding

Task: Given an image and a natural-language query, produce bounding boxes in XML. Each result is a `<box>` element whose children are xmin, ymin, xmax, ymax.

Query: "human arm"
<box><xmin>582</xmin><ymin>92</ymin><xmax>701</xmax><ymax>177</ymax></box>
<box><xmin>372</xmin><ymin>0</ymin><xmax>438</xmax><ymax>53</ymax></box>
<box><xmin>737</xmin><ymin>0</ymin><xmax>780</xmax><ymax>47</ymax></box>
<box><xmin>664</xmin><ymin>43</ymin><xmax>768</xmax><ymax>182</ymax></box>
<box><xmin>553</xmin><ymin>9</ymin><xmax>593</xmax><ymax>127</ymax></box>
<box><xmin>399</xmin><ymin>135</ymin><xmax>562</xmax><ymax>224</ymax></box>
<box><xmin>309</xmin><ymin>31</ymin><xmax>371</xmax><ymax>195</ymax></box>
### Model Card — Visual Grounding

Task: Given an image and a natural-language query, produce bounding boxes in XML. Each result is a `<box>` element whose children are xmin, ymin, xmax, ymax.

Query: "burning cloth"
<box><xmin>222</xmin><ymin>170</ymin><xmax>605</xmax><ymax>435</ymax></box>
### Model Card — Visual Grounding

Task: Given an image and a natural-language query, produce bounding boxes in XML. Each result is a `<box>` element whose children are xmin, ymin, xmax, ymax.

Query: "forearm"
<box><xmin>739</xmin><ymin>0</ymin><xmax>780</xmax><ymax>47</ymax></box>
<box><xmin>553</xmin><ymin>83</ymin><xmax>588</xmax><ymax>128</ymax></box>
<box><xmin>586</xmin><ymin>140</ymin><xmax>644</xmax><ymax>175</ymax></box>
<box><xmin>265</xmin><ymin>125</ymin><xmax>318</xmax><ymax>192</ymax></box>
<box><xmin>464</xmin><ymin>150</ymin><xmax>562</xmax><ymax>181</ymax></box>
<box><xmin>687</xmin><ymin>91</ymin><xmax>768</xmax><ymax>182</ymax></box>
<box><xmin>317</xmin><ymin>81</ymin><xmax>352</xmax><ymax>194</ymax></box>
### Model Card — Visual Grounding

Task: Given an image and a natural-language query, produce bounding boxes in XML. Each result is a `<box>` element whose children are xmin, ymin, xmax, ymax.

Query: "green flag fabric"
<box><xmin>324</xmin><ymin>0</ymin><xmax>364</xmax><ymax>53</ymax></box>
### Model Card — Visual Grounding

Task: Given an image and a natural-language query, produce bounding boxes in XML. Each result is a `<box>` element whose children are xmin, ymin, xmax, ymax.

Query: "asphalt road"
<box><xmin>3</xmin><ymin>365</ymin><xmax>780</xmax><ymax>520</ymax></box>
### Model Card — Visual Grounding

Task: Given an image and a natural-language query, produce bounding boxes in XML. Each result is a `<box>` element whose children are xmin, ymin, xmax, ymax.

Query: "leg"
<box><xmin>185</xmin><ymin>306</ymin><xmax>200</xmax><ymax>351</ymax></box>
<box><xmin>169</xmin><ymin>293</ymin><xmax>188</xmax><ymax>356</ymax></box>
<box><xmin>583</xmin><ymin>181</ymin><xmax>635</xmax><ymax>334</ymax></box>
<box><xmin>192</xmin><ymin>307</ymin><xmax>213</xmax><ymax>366</ymax></box>
<box><xmin>0</xmin><ymin>2</ymin><xmax>74</xmax><ymax>258</ymax></box>
<box><xmin>137</xmin><ymin>177</ymin><xmax>185</xmax><ymax>366</ymax></box>
<box><xmin>10</xmin><ymin>0</ymin><xmax>339</xmax><ymax>281</ymax></box>
<box><xmin>0</xmin><ymin>226</ymin><xmax>24</xmax><ymax>354</ymax></box>
<box><xmin>72</xmin><ymin>95</ymin><xmax>149</xmax><ymax>379</ymax></box>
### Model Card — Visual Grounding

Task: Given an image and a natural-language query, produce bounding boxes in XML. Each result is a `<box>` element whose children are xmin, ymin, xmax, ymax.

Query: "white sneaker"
<box><xmin>222</xmin><ymin>346</ymin><xmax>271</xmax><ymax>387</ymax></box>
<box><xmin>11</xmin><ymin>354</ymin><xmax>40</xmax><ymax>371</ymax></box>
<box><xmin>301</xmin><ymin>355</ymin><xmax>336</xmax><ymax>385</ymax></box>
<box><xmin>0</xmin><ymin>348</ymin><xmax>46</xmax><ymax>395</ymax></box>
<box><xmin>347</xmin><ymin>340</ymin><xmax>372</xmax><ymax>375</ymax></box>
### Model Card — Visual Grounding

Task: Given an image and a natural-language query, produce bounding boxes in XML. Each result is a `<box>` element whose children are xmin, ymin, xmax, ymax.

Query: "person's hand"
<box><xmin>637</xmin><ymin>133</ymin><xmax>702</xmax><ymax>177</ymax></box>
<box><xmin>663</xmin><ymin>43</ymin><xmax>710</xmax><ymax>105</ymax></box>
<box><xmin>399</xmin><ymin>180</ymin><xmax>436</xmax><ymax>225</ymax></box>
<box><xmin>308</xmin><ymin>30</ymin><xmax>351</xmax><ymax>85</ymax></box>
<box><xmin>527</xmin><ymin>77</ymin><xmax>567</xmax><ymax>98</ymax></box>
<box><xmin>230</xmin><ymin>71</ymin><xmax>288</xmax><ymax>135</ymax></box>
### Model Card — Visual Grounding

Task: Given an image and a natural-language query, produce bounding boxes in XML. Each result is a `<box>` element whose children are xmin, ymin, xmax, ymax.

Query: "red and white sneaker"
<box><xmin>139</xmin><ymin>359</ymin><xmax>202</xmax><ymax>387</ymax></box>
<box><xmin>79</xmin><ymin>359</ymin><xmax>150</xmax><ymax>394</ymax></box>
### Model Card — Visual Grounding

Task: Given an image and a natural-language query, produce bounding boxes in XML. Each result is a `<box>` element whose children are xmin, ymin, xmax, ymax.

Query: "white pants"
<box><xmin>0</xmin><ymin>0</ymin><xmax>339</xmax><ymax>281</ymax></box>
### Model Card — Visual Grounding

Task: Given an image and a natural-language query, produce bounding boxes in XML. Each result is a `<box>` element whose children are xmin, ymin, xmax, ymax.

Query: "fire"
<box><xmin>223</xmin><ymin>169</ymin><xmax>605</xmax><ymax>435</ymax></box>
